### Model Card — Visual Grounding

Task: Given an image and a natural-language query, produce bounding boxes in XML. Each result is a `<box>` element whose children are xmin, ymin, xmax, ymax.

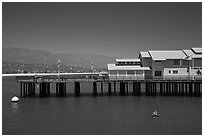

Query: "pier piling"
<box><xmin>40</xmin><ymin>82</ymin><xmax>50</xmax><ymax>97</ymax></box>
<box><xmin>56</xmin><ymin>83</ymin><xmax>66</xmax><ymax>97</ymax></box>
<box><xmin>101</xmin><ymin>82</ymin><xmax>103</xmax><ymax>95</ymax></box>
<box><xmin>114</xmin><ymin>81</ymin><xmax>116</xmax><ymax>94</ymax></box>
<box><xmin>27</xmin><ymin>83</ymin><xmax>35</xmax><ymax>97</ymax></box>
<box><xmin>120</xmin><ymin>82</ymin><xmax>126</xmax><ymax>96</ymax></box>
<box><xmin>108</xmin><ymin>82</ymin><xmax>112</xmax><ymax>96</ymax></box>
<box><xmin>136</xmin><ymin>82</ymin><xmax>141</xmax><ymax>96</ymax></box>
<box><xmin>74</xmin><ymin>82</ymin><xmax>80</xmax><ymax>96</ymax></box>
<box><xmin>145</xmin><ymin>82</ymin><xmax>150</xmax><ymax>96</ymax></box>
<box><xmin>126</xmin><ymin>82</ymin><xmax>129</xmax><ymax>94</ymax></box>
<box><xmin>189</xmin><ymin>82</ymin><xmax>193</xmax><ymax>97</ymax></box>
<box><xmin>16</xmin><ymin>77</ymin><xmax>202</xmax><ymax>98</ymax></box>
<box><xmin>92</xmin><ymin>82</ymin><xmax>97</xmax><ymax>96</ymax></box>
<box><xmin>20</xmin><ymin>82</ymin><xmax>22</xmax><ymax>98</ymax></box>
<box><xmin>160</xmin><ymin>82</ymin><xmax>163</xmax><ymax>96</ymax></box>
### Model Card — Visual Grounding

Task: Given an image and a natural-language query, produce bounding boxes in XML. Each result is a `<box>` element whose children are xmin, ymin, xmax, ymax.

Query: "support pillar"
<box><xmin>126</xmin><ymin>82</ymin><xmax>129</xmax><ymax>94</ymax></box>
<box><xmin>20</xmin><ymin>82</ymin><xmax>22</xmax><ymax>98</ymax></box>
<box><xmin>133</xmin><ymin>82</ymin><xmax>136</xmax><ymax>96</ymax></box>
<box><xmin>101</xmin><ymin>82</ymin><xmax>103</xmax><ymax>95</ymax></box>
<box><xmin>165</xmin><ymin>82</ymin><xmax>169</xmax><ymax>96</ymax></box>
<box><xmin>160</xmin><ymin>82</ymin><xmax>163</xmax><ymax>96</ymax></box>
<box><xmin>194</xmin><ymin>82</ymin><xmax>198</xmax><ymax>96</ymax></box>
<box><xmin>74</xmin><ymin>82</ymin><xmax>80</xmax><ymax>96</ymax></box>
<box><xmin>145</xmin><ymin>82</ymin><xmax>149</xmax><ymax>96</ymax></box>
<box><xmin>114</xmin><ymin>81</ymin><xmax>116</xmax><ymax>94</ymax></box>
<box><xmin>56</xmin><ymin>82</ymin><xmax>59</xmax><ymax>96</ymax></box>
<box><xmin>181</xmin><ymin>82</ymin><xmax>184</xmax><ymax>96</ymax></box>
<box><xmin>136</xmin><ymin>82</ymin><xmax>141</xmax><ymax>96</ymax></box>
<box><xmin>108</xmin><ymin>82</ymin><xmax>112</xmax><ymax>96</ymax></box>
<box><xmin>120</xmin><ymin>82</ymin><xmax>125</xmax><ymax>96</ymax></box>
<box><xmin>189</xmin><ymin>82</ymin><xmax>193</xmax><ymax>96</ymax></box>
<box><xmin>92</xmin><ymin>82</ymin><xmax>97</xmax><ymax>96</ymax></box>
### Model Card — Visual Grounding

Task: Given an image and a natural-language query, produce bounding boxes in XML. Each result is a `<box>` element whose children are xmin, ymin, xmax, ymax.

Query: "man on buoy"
<box><xmin>11</xmin><ymin>96</ymin><xmax>19</xmax><ymax>102</ymax></box>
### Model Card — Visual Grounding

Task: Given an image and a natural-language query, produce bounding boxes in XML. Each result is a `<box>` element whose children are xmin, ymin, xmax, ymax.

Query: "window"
<box><xmin>127</xmin><ymin>70</ymin><xmax>135</xmax><ymax>75</ymax></box>
<box><xmin>136</xmin><ymin>70</ymin><xmax>143</xmax><ymax>75</ymax></box>
<box><xmin>173</xmin><ymin>70</ymin><xmax>178</xmax><ymax>74</ymax></box>
<box><xmin>155</xmin><ymin>71</ymin><xmax>162</xmax><ymax>76</ymax></box>
<box><xmin>173</xmin><ymin>59</ymin><xmax>180</xmax><ymax>65</ymax></box>
<box><xmin>119</xmin><ymin>70</ymin><xmax>126</xmax><ymax>75</ymax></box>
<box><xmin>182</xmin><ymin>60</ymin><xmax>188</xmax><ymax>65</ymax></box>
<box><xmin>109</xmin><ymin>70</ymin><xmax>117</xmax><ymax>75</ymax></box>
<box><xmin>169</xmin><ymin>70</ymin><xmax>171</xmax><ymax>74</ymax></box>
<box><xmin>155</xmin><ymin>60</ymin><xmax>162</xmax><ymax>63</ymax></box>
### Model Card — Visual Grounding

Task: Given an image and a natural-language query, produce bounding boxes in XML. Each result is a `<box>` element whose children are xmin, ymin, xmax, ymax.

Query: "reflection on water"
<box><xmin>11</xmin><ymin>102</ymin><xmax>20</xmax><ymax>114</ymax></box>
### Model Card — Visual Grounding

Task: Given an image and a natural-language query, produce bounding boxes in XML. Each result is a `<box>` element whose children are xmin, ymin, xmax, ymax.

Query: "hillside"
<box><xmin>2</xmin><ymin>47</ymin><xmax>117</xmax><ymax>69</ymax></box>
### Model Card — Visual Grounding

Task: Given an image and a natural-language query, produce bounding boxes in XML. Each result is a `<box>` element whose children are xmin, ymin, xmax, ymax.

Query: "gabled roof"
<box><xmin>183</xmin><ymin>49</ymin><xmax>202</xmax><ymax>59</ymax></box>
<box><xmin>139</xmin><ymin>51</ymin><xmax>151</xmax><ymax>58</ymax></box>
<box><xmin>192</xmin><ymin>47</ymin><xmax>202</xmax><ymax>54</ymax></box>
<box><xmin>116</xmin><ymin>59</ymin><xmax>141</xmax><ymax>62</ymax></box>
<box><xmin>107</xmin><ymin>64</ymin><xmax>150</xmax><ymax>70</ymax></box>
<box><xmin>148</xmin><ymin>50</ymin><xmax>186</xmax><ymax>60</ymax></box>
<box><xmin>183</xmin><ymin>49</ymin><xmax>195</xmax><ymax>56</ymax></box>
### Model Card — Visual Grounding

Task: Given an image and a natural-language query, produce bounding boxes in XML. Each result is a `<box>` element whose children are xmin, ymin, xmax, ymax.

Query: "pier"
<box><xmin>13</xmin><ymin>73</ymin><xmax>202</xmax><ymax>98</ymax></box>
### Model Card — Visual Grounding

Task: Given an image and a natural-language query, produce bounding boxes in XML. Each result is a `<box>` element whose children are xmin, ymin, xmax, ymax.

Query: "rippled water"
<box><xmin>2</xmin><ymin>77</ymin><xmax>202</xmax><ymax>135</ymax></box>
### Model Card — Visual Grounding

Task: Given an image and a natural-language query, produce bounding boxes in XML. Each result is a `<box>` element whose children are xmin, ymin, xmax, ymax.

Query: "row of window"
<box><xmin>173</xmin><ymin>59</ymin><xmax>188</xmax><ymax>66</ymax></box>
<box><xmin>116</xmin><ymin>62</ymin><xmax>140</xmax><ymax>65</ymax></box>
<box><xmin>154</xmin><ymin>60</ymin><xmax>188</xmax><ymax>66</ymax></box>
<box><xmin>169</xmin><ymin>70</ymin><xmax>178</xmax><ymax>74</ymax></box>
<box><xmin>154</xmin><ymin>70</ymin><xmax>179</xmax><ymax>76</ymax></box>
<box><xmin>109</xmin><ymin>70</ymin><xmax>143</xmax><ymax>75</ymax></box>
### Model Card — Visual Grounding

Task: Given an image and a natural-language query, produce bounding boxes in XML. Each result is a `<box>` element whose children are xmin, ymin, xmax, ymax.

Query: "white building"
<box><xmin>139</xmin><ymin>47</ymin><xmax>202</xmax><ymax>80</ymax></box>
<box><xmin>183</xmin><ymin>47</ymin><xmax>202</xmax><ymax>80</ymax></box>
<box><xmin>107</xmin><ymin>59</ymin><xmax>150</xmax><ymax>80</ymax></box>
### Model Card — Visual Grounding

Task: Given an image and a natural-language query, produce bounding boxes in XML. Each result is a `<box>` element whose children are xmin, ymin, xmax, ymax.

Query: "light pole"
<box><xmin>91</xmin><ymin>61</ymin><xmax>94</xmax><ymax>79</ymax></box>
<box><xmin>192</xmin><ymin>57</ymin><xmax>194</xmax><ymax>80</ymax></box>
<box><xmin>58</xmin><ymin>59</ymin><xmax>61</xmax><ymax>81</ymax></box>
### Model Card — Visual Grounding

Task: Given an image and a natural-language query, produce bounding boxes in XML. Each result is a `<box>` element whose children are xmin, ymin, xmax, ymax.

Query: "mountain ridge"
<box><xmin>2</xmin><ymin>47</ymin><xmax>118</xmax><ymax>69</ymax></box>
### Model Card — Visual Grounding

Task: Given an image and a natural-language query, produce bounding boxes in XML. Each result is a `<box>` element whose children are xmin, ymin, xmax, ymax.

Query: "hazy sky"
<box><xmin>2</xmin><ymin>2</ymin><xmax>202</xmax><ymax>58</ymax></box>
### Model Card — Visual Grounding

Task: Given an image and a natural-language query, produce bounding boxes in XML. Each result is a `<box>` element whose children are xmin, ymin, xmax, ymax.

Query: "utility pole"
<box><xmin>58</xmin><ymin>59</ymin><xmax>61</xmax><ymax>81</ymax></box>
<box><xmin>192</xmin><ymin>57</ymin><xmax>194</xmax><ymax>80</ymax></box>
<box><xmin>91</xmin><ymin>61</ymin><xmax>94</xmax><ymax>79</ymax></box>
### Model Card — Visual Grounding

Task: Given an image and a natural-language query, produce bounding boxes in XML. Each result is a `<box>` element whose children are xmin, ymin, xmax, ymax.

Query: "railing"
<box><xmin>109</xmin><ymin>75</ymin><xmax>144</xmax><ymax>81</ymax></box>
<box><xmin>108</xmin><ymin>74</ymin><xmax>202</xmax><ymax>81</ymax></box>
<box><xmin>15</xmin><ymin>74</ymin><xmax>202</xmax><ymax>82</ymax></box>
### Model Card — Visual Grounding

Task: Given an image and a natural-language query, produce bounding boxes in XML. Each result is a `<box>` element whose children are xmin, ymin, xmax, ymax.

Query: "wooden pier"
<box><xmin>16</xmin><ymin>76</ymin><xmax>202</xmax><ymax>98</ymax></box>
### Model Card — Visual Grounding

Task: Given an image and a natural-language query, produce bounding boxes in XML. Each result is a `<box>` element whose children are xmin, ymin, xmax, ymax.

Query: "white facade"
<box><xmin>108</xmin><ymin>69</ymin><xmax>145</xmax><ymax>80</ymax></box>
<box><xmin>163</xmin><ymin>68</ymin><xmax>189</xmax><ymax>80</ymax></box>
<box><xmin>107</xmin><ymin>61</ymin><xmax>150</xmax><ymax>80</ymax></box>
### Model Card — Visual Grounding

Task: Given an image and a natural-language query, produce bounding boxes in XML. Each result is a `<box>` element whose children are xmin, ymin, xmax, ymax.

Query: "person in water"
<box><xmin>153</xmin><ymin>109</ymin><xmax>158</xmax><ymax>115</ymax></box>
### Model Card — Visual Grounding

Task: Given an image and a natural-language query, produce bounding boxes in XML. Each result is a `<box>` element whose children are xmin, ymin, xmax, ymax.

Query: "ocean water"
<box><xmin>2</xmin><ymin>77</ymin><xmax>202</xmax><ymax>135</ymax></box>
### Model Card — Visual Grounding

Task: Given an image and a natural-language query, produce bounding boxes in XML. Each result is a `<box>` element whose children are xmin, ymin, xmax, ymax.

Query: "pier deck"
<box><xmin>9</xmin><ymin>72</ymin><xmax>201</xmax><ymax>98</ymax></box>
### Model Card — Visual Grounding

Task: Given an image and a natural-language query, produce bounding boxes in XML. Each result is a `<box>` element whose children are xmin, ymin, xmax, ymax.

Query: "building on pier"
<box><xmin>148</xmin><ymin>50</ymin><xmax>188</xmax><ymax>80</ymax></box>
<box><xmin>107</xmin><ymin>47</ymin><xmax>202</xmax><ymax>81</ymax></box>
<box><xmin>107</xmin><ymin>59</ymin><xmax>150</xmax><ymax>80</ymax></box>
<box><xmin>183</xmin><ymin>48</ymin><xmax>202</xmax><ymax>79</ymax></box>
<box><xmin>139</xmin><ymin>47</ymin><xmax>202</xmax><ymax>80</ymax></box>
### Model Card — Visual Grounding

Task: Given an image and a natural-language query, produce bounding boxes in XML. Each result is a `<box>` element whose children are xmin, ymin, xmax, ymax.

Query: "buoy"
<box><xmin>11</xmin><ymin>96</ymin><xmax>19</xmax><ymax>102</ymax></box>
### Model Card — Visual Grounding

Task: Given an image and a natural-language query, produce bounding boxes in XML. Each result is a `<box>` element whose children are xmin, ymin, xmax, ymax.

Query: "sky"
<box><xmin>2</xmin><ymin>2</ymin><xmax>202</xmax><ymax>58</ymax></box>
